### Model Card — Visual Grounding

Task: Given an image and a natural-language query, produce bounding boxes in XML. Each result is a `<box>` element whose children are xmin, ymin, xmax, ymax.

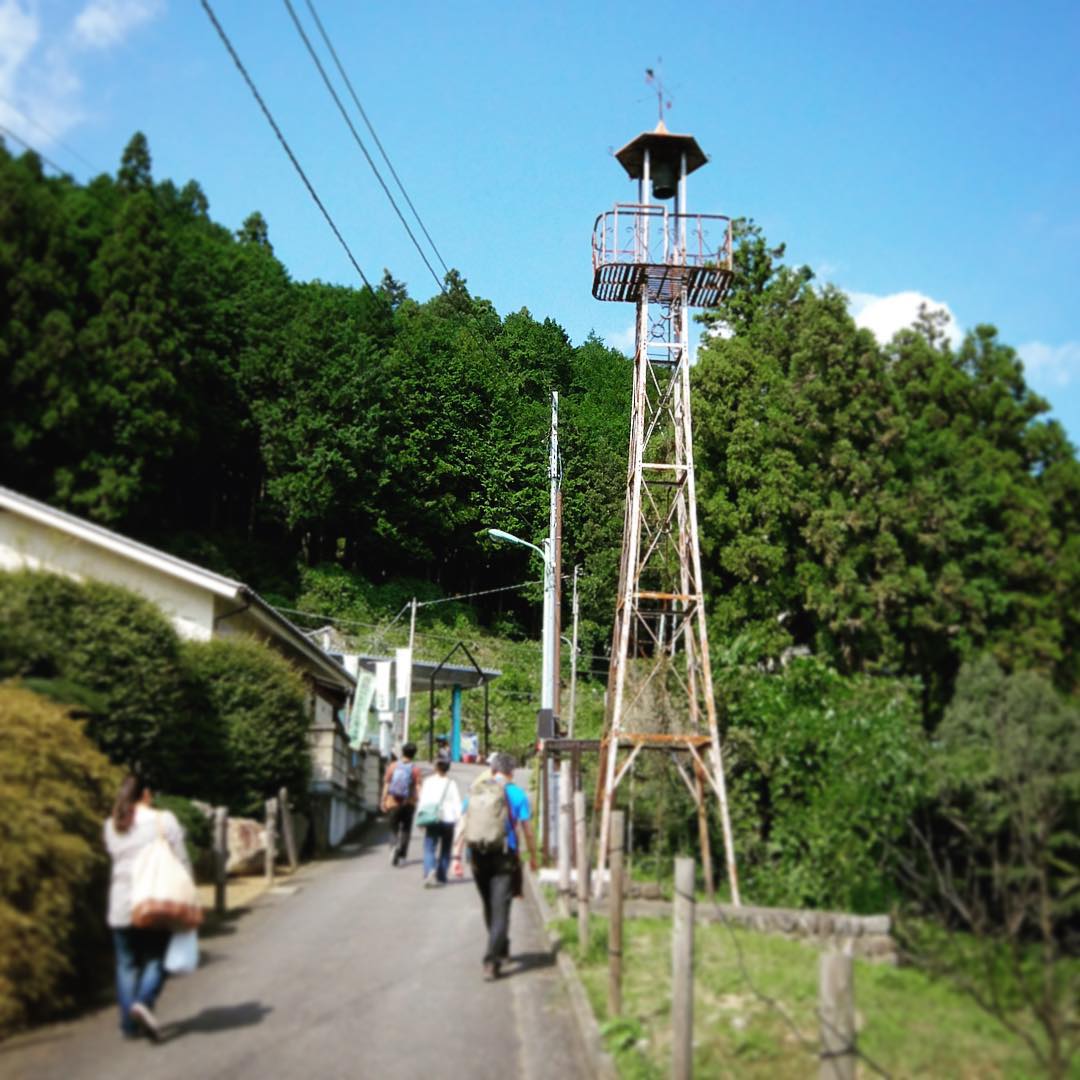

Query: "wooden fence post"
<box><xmin>558</xmin><ymin>758</ymin><xmax>572</xmax><ymax>917</ymax></box>
<box><xmin>265</xmin><ymin>796</ymin><xmax>278</xmax><ymax>885</ymax></box>
<box><xmin>819</xmin><ymin>951</ymin><xmax>855</xmax><ymax>1080</ymax></box>
<box><xmin>672</xmin><ymin>856</ymin><xmax>695</xmax><ymax>1080</ymax></box>
<box><xmin>608</xmin><ymin>809</ymin><xmax>625</xmax><ymax>1017</ymax></box>
<box><xmin>279</xmin><ymin>786</ymin><xmax>298</xmax><ymax>871</ymax></box>
<box><xmin>212</xmin><ymin>806</ymin><xmax>228</xmax><ymax>916</ymax></box>
<box><xmin>574</xmin><ymin>790</ymin><xmax>589</xmax><ymax>955</ymax></box>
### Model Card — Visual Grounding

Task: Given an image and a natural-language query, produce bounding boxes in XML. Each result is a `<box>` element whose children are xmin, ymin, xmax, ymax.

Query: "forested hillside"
<box><xmin>2</xmin><ymin>133</ymin><xmax>1078</xmax><ymax>720</ymax></box>
<box><xmin>5</xmin><ymin>134</ymin><xmax>1079</xmax><ymax>1060</ymax></box>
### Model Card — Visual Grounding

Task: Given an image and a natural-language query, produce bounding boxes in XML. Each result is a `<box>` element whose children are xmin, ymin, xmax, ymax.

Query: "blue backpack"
<box><xmin>388</xmin><ymin>762</ymin><xmax>414</xmax><ymax>800</ymax></box>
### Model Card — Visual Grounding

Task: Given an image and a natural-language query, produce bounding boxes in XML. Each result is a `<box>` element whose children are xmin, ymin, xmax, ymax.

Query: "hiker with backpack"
<box><xmin>452</xmin><ymin>751</ymin><xmax>538</xmax><ymax>980</ymax></box>
<box><xmin>382</xmin><ymin>743</ymin><xmax>423</xmax><ymax>866</ymax></box>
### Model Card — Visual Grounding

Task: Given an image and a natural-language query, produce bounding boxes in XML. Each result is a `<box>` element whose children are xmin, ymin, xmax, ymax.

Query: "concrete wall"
<box><xmin>0</xmin><ymin>512</ymin><xmax>217</xmax><ymax>641</ymax></box>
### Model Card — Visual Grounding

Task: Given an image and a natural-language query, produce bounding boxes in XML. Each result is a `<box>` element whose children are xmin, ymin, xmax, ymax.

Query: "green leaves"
<box><xmin>693</xmin><ymin>224</ymin><xmax>1080</xmax><ymax>717</ymax></box>
<box><xmin>722</xmin><ymin>657</ymin><xmax>926</xmax><ymax>912</ymax></box>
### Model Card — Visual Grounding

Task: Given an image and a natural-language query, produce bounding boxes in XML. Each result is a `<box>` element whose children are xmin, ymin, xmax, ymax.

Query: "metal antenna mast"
<box><xmin>590</xmin><ymin>119</ymin><xmax>741</xmax><ymax>904</ymax></box>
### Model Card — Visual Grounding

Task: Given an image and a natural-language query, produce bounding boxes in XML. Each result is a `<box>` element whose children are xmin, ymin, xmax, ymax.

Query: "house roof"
<box><xmin>0</xmin><ymin>485</ymin><xmax>354</xmax><ymax>693</ymax></box>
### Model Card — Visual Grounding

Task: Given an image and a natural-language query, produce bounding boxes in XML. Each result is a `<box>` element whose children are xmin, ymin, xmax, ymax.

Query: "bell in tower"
<box><xmin>613</xmin><ymin>119</ymin><xmax>708</xmax><ymax>203</ymax></box>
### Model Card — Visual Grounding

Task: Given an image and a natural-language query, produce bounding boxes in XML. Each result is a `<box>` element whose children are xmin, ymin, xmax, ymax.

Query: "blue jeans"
<box><xmin>113</xmin><ymin>927</ymin><xmax>170</xmax><ymax>1035</ymax></box>
<box><xmin>423</xmin><ymin>823</ymin><xmax>455</xmax><ymax>883</ymax></box>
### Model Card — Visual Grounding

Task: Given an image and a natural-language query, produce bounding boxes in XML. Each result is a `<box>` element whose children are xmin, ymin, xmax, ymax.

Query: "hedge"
<box><xmin>0</xmin><ymin>570</ymin><xmax>191</xmax><ymax>786</ymax></box>
<box><xmin>180</xmin><ymin>637</ymin><xmax>311</xmax><ymax>817</ymax></box>
<box><xmin>0</xmin><ymin>684</ymin><xmax>120</xmax><ymax>1036</ymax></box>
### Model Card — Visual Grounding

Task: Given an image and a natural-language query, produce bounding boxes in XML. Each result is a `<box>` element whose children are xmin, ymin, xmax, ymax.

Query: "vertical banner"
<box><xmin>375</xmin><ymin>661</ymin><xmax>393</xmax><ymax>757</ymax></box>
<box><xmin>348</xmin><ymin>671</ymin><xmax>376</xmax><ymax>749</ymax></box>
<box><xmin>395</xmin><ymin>646</ymin><xmax>412</xmax><ymax>745</ymax></box>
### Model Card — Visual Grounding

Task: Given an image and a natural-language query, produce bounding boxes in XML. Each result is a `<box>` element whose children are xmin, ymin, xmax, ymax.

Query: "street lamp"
<box><xmin>485</xmin><ymin>528</ymin><xmax>556</xmax><ymax>716</ymax></box>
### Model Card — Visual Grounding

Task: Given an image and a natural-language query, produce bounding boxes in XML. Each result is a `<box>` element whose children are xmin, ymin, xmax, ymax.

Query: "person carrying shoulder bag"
<box><xmin>103</xmin><ymin>774</ymin><xmax>194</xmax><ymax>1041</ymax></box>
<box><xmin>416</xmin><ymin>752</ymin><xmax>462</xmax><ymax>886</ymax></box>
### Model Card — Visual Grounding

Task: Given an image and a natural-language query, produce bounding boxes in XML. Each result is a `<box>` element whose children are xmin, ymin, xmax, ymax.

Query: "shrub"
<box><xmin>180</xmin><ymin>637</ymin><xmax>311</xmax><ymax>817</ymax></box>
<box><xmin>154</xmin><ymin>794</ymin><xmax>213</xmax><ymax>878</ymax></box>
<box><xmin>0</xmin><ymin>684</ymin><xmax>121</xmax><ymax>1036</ymax></box>
<box><xmin>721</xmin><ymin>656</ymin><xmax>927</xmax><ymax>912</ymax></box>
<box><xmin>0</xmin><ymin>571</ymin><xmax>190</xmax><ymax>784</ymax></box>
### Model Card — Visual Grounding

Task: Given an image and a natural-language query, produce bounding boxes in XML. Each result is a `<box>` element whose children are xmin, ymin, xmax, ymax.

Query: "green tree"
<box><xmin>693</xmin><ymin>223</ymin><xmax>1080</xmax><ymax>716</ymax></box>
<box><xmin>897</xmin><ymin>656</ymin><xmax>1080</xmax><ymax>1078</ymax></box>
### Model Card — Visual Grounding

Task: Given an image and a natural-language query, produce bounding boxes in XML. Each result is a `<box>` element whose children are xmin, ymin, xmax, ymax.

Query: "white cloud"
<box><xmin>0</xmin><ymin>1</ymin><xmax>39</xmax><ymax>105</ymax></box>
<box><xmin>607</xmin><ymin>323</ymin><xmax>636</xmax><ymax>356</ymax></box>
<box><xmin>1018</xmin><ymin>341</ymin><xmax>1080</xmax><ymax>391</ymax></box>
<box><xmin>0</xmin><ymin>0</ymin><xmax>163</xmax><ymax>157</ymax></box>
<box><xmin>846</xmin><ymin>288</ymin><xmax>962</xmax><ymax>348</ymax></box>
<box><xmin>73</xmin><ymin>0</ymin><xmax>163</xmax><ymax>50</ymax></box>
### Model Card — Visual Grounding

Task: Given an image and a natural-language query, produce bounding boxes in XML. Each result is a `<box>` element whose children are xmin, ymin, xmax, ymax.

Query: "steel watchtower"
<box><xmin>591</xmin><ymin>120</ymin><xmax>740</xmax><ymax>903</ymax></box>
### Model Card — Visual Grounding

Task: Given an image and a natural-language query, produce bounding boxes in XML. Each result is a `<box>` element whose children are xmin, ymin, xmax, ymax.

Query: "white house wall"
<box><xmin>0</xmin><ymin>512</ymin><xmax>217</xmax><ymax>641</ymax></box>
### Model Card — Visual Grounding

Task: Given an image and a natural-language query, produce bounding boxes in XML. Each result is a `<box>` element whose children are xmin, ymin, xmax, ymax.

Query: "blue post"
<box><xmin>451</xmin><ymin>685</ymin><xmax>463</xmax><ymax>762</ymax></box>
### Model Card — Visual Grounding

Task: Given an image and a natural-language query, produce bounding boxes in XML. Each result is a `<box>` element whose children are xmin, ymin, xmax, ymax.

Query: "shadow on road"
<box><xmin>500</xmin><ymin>951</ymin><xmax>557</xmax><ymax>978</ymax></box>
<box><xmin>162</xmin><ymin>1001</ymin><xmax>272</xmax><ymax>1040</ymax></box>
<box><xmin>199</xmin><ymin>913</ymin><xmax>251</xmax><ymax>939</ymax></box>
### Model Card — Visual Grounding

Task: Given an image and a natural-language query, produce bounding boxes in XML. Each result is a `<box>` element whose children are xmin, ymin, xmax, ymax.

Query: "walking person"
<box><xmin>103</xmin><ymin>774</ymin><xmax>191</xmax><ymax>1041</ymax></box>
<box><xmin>416</xmin><ymin>752</ymin><xmax>462</xmax><ymax>886</ymax></box>
<box><xmin>382</xmin><ymin>742</ymin><xmax>422</xmax><ymax>866</ymax></box>
<box><xmin>452</xmin><ymin>752</ymin><xmax>538</xmax><ymax>980</ymax></box>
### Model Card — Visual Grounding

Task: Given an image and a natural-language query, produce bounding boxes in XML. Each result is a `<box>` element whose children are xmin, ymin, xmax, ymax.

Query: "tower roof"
<box><xmin>614</xmin><ymin>121</ymin><xmax>707</xmax><ymax>180</ymax></box>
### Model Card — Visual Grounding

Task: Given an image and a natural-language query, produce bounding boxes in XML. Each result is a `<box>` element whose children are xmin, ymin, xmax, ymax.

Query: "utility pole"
<box><xmin>403</xmin><ymin>596</ymin><xmax>418</xmax><ymax>743</ymax></box>
<box><xmin>549</xmin><ymin>390</ymin><xmax>562</xmax><ymax>722</ymax></box>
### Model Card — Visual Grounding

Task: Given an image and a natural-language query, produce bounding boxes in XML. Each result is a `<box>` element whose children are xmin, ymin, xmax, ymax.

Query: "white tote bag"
<box><xmin>131</xmin><ymin>813</ymin><xmax>203</xmax><ymax>931</ymax></box>
<box><xmin>164</xmin><ymin>929</ymin><xmax>200</xmax><ymax>975</ymax></box>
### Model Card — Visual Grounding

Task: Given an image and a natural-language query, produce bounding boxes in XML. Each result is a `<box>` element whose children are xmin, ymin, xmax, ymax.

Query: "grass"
<box><xmin>553</xmin><ymin>915</ymin><xmax>1055</xmax><ymax>1079</ymax></box>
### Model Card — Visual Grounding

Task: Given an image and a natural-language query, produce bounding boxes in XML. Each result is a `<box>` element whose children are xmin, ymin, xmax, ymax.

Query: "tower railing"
<box><xmin>591</xmin><ymin>204</ymin><xmax>734</xmax><ymax>305</ymax></box>
<box><xmin>592</xmin><ymin>204</ymin><xmax>733</xmax><ymax>273</ymax></box>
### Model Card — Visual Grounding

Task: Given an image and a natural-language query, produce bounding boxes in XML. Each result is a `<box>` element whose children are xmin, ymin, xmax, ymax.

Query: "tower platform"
<box><xmin>591</xmin><ymin>203</ymin><xmax>734</xmax><ymax>306</ymax></box>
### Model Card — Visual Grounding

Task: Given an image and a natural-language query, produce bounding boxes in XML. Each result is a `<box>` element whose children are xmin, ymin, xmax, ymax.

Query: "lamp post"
<box><xmin>485</xmin><ymin>528</ymin><xmax>555</xmax><ymax>715</ymax></box>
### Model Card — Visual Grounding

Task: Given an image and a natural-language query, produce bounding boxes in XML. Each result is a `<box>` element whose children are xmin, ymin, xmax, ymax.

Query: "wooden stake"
<box><xmin>279</xmin><ymin>786</ymin><xmax>298</xmax><ymax>871</ymax></box>
<box><xmin>558</xmin><ymin>758</ymin><xmax>572</xmax><ymax>916</ymax></box>
<box><xmin>608</xmin><ymin>809</ymin><xmax>625</xmax><ymax>1017</ymax></box>
<box><xmin>212</xmin><ymin>806</ymin><xmax>228</xmax><ymax>916</ymax></box>
<box><xmin>265</xmin><ymin>796</ymin><xmax>278</xmax><ymax>885</ymax></box>
<box><xmin>694</xmin><ymin>767</ymin><xmax>714</xmax><ymax>901</ymax></box>
<box><xmin>819</xmin><ymin>951</ymin><xmax>855</xmax><ymax>1080</ymax></box>
<box><xmin>574</xmin><ymin>790</ymin><xmax>589</xmax><ymax>955</ymax></box>
<box><xmin>672</xmin><ymin>857</ymin><xmax>695</xmax><ymax>1080</ymax></box>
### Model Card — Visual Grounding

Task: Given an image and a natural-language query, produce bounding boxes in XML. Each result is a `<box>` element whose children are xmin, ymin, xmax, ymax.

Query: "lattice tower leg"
<box><xmin>594</xmin><ymin>285</ymin><xmax>741</xmax><ymax>905</ymax></box>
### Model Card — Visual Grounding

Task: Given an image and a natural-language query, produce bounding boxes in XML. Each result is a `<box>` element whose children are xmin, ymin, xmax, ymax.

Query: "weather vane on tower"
<box><xmin>644</xmin><ymin>64</ymin><xmax>672</xmax><ymax>125</ymax></box>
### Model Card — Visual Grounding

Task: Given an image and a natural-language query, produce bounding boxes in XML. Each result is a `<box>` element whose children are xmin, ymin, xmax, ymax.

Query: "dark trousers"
<box><xmin>113</xmin><ymin>927</ymin><xmax>170</xmax><ymax>1036</ymax></box>
<box><xmin>389</xmin><ymin>802</ymin><xmax>416</xmax><ymax>862</ymax></box>
<box><xmin>471</xmin><ymin>850</ymin><xmax>516</xmax><ymax>965</ymax></box>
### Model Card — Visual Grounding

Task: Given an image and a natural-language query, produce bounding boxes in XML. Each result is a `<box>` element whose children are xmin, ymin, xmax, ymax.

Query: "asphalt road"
<box><xmin>0</xmin><ymin>766</ymin><xmax>592</xmax><ymax>1080</ymax></box>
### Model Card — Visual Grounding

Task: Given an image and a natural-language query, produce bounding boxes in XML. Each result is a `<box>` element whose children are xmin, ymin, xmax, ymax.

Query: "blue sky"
<box><xmin>3</xmin><ymin>0</ymin><xmax>1079</xmax><ymax>442</ymax></box>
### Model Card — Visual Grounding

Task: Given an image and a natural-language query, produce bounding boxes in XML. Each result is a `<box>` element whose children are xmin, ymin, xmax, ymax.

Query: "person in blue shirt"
<box><xmin>452</xmin><ymin>751</ymin><xmax>538</xmax><ymax>980</ymax></box>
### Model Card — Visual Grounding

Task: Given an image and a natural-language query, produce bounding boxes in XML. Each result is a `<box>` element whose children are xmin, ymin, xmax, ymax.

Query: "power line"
<box><xmin>0</xmin><ymin>124</ymin><xmax>69</xmax><ymax>176</ymax></box>
<box><xmin>0</xmin><ymin>94</ymin><xmax>100</xmax><ymax>174</ymax></box>
<box><xmin>199</xmin><ymin>0</ymin><xmax>372</xmax><ymax>289</ymax></box>
<box><xmin>302</xmin><ymin>0</ymin><xmax>450</xmax><ymax>278</ymax></box>
<box><xmin>282</xmin><ymin>0</ymin><xmax>444</xmax><ymax>293</ymax></box>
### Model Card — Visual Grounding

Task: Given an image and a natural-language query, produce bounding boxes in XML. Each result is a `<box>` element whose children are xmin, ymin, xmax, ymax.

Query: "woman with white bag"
<box><xmin>103</xmin><ymin>774</ymin><xmax>199</xmax><ymax>1041</ymax></box>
